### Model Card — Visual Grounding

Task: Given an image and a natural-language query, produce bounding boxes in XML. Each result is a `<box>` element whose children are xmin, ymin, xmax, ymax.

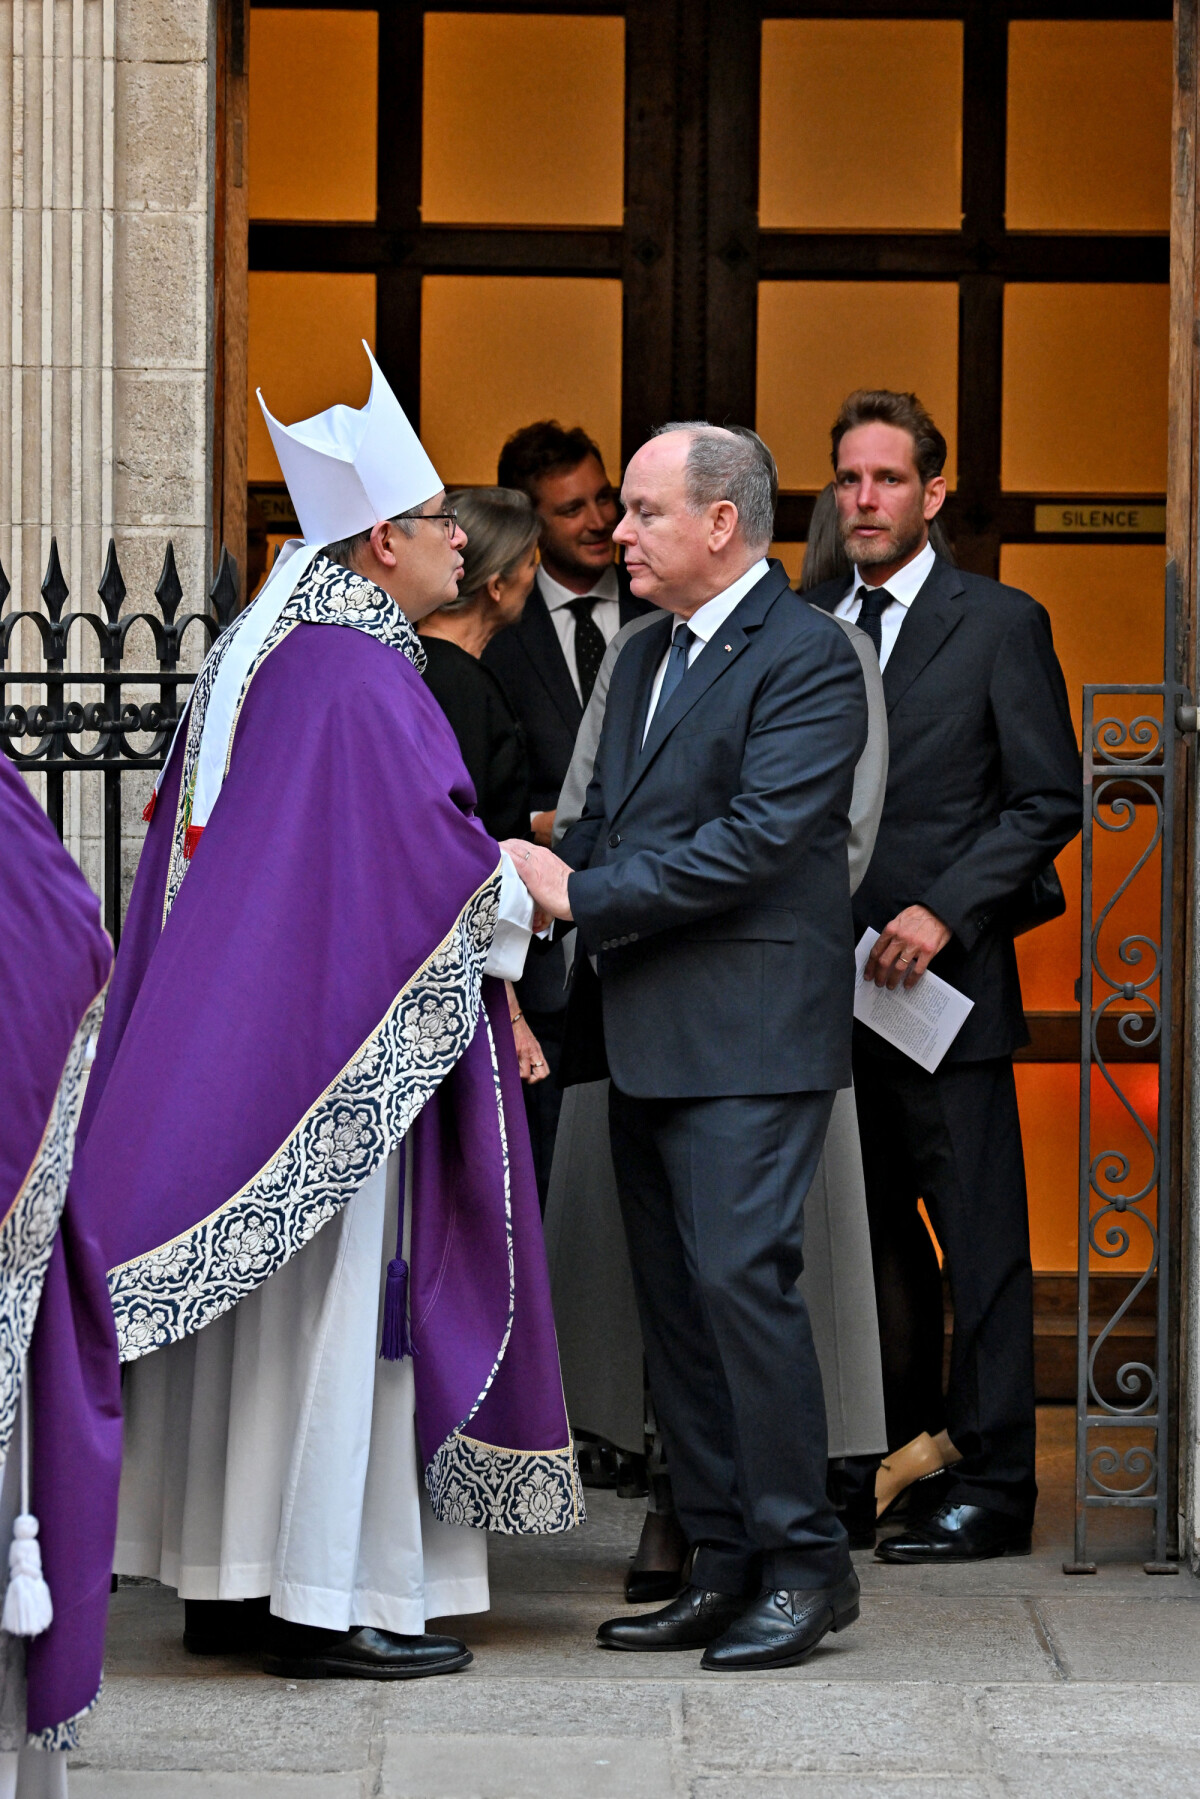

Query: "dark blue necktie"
<box><xmin>657</xmin><ymin>623</ymin><xmax>695</xmax><ymax>712</ymax></box>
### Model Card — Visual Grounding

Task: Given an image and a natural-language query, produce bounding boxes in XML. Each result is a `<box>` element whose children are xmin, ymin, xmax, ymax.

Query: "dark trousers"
<box><xmin>608</xmin><ymin>1086</ymin><xmax>849</xmax><ymax>1595</ymax></box>
<box><xmin>852</xmin><ymin>1043</ymin><xmax>1036</xmax><ymax>1522</ymax></box>
<box><xmin>521</xmin><ymin>1007</ymin><xmax>564</xmax><ymax>1215</ymax></box>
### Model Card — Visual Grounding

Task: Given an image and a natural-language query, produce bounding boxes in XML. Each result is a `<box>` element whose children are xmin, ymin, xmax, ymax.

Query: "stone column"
<box><xmin>0</xmin><ymin>0</ymin><xmax>214</xmax><ymax>897</ymax></box>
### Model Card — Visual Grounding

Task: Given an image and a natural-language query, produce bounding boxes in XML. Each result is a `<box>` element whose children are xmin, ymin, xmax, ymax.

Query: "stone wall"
<box><xmin>0</xmin><ymin>0</ymin><xmax>214</xmax><ymax>902</ymax></box>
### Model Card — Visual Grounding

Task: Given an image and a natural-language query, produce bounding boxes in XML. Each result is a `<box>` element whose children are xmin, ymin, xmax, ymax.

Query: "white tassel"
<box><xmin>1</xmin><ymin>1368</ymin><xmax>52</xmax><ymax>1638</ymax></box>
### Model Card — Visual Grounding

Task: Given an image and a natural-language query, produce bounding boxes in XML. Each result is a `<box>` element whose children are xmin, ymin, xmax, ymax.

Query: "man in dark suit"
<box><xmin>484</xmin><ymin>422</ymin><xmax>654</xmax><ymax>1205</ymax></box>
<box><xmin>503</xmin><ymin>423</ymin><xmax>869</xmax><ymax>1670</ymax></box>
<box><xmin>805</xmin><ymin>389</ymin><xmax>1082</xmax><ymax>1563</ymax></box>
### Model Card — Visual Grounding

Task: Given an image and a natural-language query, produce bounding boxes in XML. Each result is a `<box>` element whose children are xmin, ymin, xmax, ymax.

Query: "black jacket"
<box><xmin>482</xmin><ymin>563</ymin><xmax>653</xmax><ymax>812</ymax></box>
<box><xmin>559</xmin><ymin>562</ymin><xmax>868</xmax><ymax>1098</ymax></box>
<box><xmin>806</xmin><ymin>554</ymin><xmax>1083</xmax><ymax>1061</ymax></box>
<box><xmin>420</xmin><ymin>636</ymin><xmax>532</xmax><ymax>844</ymax></box>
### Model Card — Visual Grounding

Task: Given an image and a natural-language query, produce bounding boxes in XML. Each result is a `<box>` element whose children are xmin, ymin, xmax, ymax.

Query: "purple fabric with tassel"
<box><xmin>0</xmin><ymin>755</ymin><xmax>119</xmax><ymax>1743</ymax></box>
<box><xmin>380</xmin><ymin>1256</ymin><xmax>414</xmax><ymax>1362</ymax></box>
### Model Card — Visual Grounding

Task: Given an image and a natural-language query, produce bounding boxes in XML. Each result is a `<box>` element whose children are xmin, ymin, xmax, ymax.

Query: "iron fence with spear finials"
<box><xmin>0</xmin><ymin>537</ymin><xmax>239</xmax><ymax>943</ymax></box>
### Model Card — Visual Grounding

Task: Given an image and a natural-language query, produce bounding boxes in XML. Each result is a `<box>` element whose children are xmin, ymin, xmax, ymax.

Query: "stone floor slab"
<box><xmin>1037</xmin><ymin>1595</ymin><xmax>1200</xmax><ymax>1680</ymax></box>
<box><xmin>378</xmin><ymin>1676</ymin><xmax>677</xmax><ymax>1736</ymax></box>
<box><xmin>681</xmin><ymin>1682</ymin><xmax>985</xmax><ymax>1774</ymax></box>
<box><xmin>977</xmin><ymin>1680</ymin><xmax>1200</xmax><ymax>1756</ymax></box>
<box><xmin>379</xmin><ymin>1732</ymin><xmax>674</xmax><ymax>1798</ymax></box>
<box><xmin>993</xmin><ymin>1758</ymin><xmax>1200</xmax><ymax>1798</ymax></box>
<box><xmin>75</xmin><ymin>1677</ymin><xmax>377</xmax><ymax>1774</ymax></box>
<box><xmin>71</xmin><ymin>1775</ymin><xmax>368</xmax><ymax>1798</ymax></box>
<box><xmin>690</xmin><ymin>1780</ymin><xmax>999</xmax><ymax>1799</ymax></box>
<box><xmin>782</xmin><ymin>1596</ymin><xmax>1054</xmax><ymax>1683</ymax></box>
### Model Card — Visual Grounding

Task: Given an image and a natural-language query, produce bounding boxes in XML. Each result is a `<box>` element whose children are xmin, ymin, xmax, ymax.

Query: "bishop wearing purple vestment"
<box><xmin>74</xmin><ymin>349</ymin><xmax>582</xmax><ymax>1681</ymax></box>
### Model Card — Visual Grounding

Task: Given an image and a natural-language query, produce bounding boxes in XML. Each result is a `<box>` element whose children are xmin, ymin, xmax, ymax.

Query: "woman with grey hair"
<box><xmin>420</xmin><ymin>486</ymin><xmax>548</xmax><ymax>1085</ymax></box>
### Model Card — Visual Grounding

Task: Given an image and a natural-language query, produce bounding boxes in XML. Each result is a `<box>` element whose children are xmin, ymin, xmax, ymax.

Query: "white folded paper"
<box><xmin>853</xmin><ymin>928</ymin><xmax>974</xmax><ymax>1073</ymax></box>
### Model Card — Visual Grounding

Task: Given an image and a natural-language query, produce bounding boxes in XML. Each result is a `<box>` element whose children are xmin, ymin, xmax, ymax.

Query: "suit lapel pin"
<box><xmin>724</xmin><ymin>644</ymin><xmax>732</xmax><ymax>652</ymax></box>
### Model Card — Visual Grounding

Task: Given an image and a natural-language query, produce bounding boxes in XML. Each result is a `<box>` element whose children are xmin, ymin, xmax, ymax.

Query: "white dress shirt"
<box><xmin>538</xmin><ymin>562</ymin><xmax>622</xmax><ymax>702</ymax></box>
<box><xmin>642</xmin><ymin>557</ymin><xmax>770</xmax><ymax>744</ymax></box>
<box><xmin>486</xmin><ymin>851</ymin><xmax>536</xmax><ymax>981</ymax></box>
<box><xmin>833</xmin><ymin>538</ymin><xmax>937</xmax><ymax>670</ymax></box>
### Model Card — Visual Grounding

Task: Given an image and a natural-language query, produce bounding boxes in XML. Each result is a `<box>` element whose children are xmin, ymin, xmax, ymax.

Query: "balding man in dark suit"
<box><xmin>505</xmin><ymin>421</ymin><xmax>869</xmax><ymax>1671</ymax></box>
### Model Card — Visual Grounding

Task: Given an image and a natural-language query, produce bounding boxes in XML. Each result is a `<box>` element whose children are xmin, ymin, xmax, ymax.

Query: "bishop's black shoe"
<box><xmin>876</xmin><ymin>1501</ymin><xmax>1032</xmax><ymax>1564</ymax></box>
<box><xmin>597</xmin><ymin>1585</ymin><xmax>746</xmax><ymax>1651</ymax></box>
<box><xmin>183</xmin><ymin>1596</ymin><xmax>270</xmax><ymax>1656</ymax></box>
<box><xmin>700</xmin><ymin>1572</ymin><xmax>860</xmax><ymax>1671</ymax></box>
<box><xmin>263</xmin><ymin>1620</ymin><xmax>472</xmax><ymax>1680</ymax></box>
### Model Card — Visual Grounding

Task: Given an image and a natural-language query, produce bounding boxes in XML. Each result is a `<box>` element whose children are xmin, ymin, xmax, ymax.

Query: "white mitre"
<box><xmin>257</xmin><ymin>341</ymin><xmax>441</xmax><ymax>546</ymax></box>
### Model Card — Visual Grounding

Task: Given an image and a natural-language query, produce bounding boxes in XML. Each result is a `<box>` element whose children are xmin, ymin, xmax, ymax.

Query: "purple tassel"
<box><xmin>380</xmin><ymin>1256</ymin><xmax>414</xmax><ymax>1361</ymax></box>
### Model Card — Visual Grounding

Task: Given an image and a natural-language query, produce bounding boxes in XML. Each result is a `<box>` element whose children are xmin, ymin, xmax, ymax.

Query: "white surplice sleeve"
<box><xmin>485</xmin><ymin>851</ymin><xmax>536</xmax><ymax>981</ymax></box>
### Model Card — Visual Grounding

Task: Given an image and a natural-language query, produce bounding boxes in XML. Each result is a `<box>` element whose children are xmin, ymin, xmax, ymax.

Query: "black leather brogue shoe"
<box><xmin>263</xmin><ymin>1622</ymin><xmax>472</xmax><ymax>1680</ymax></box>
<box><xmin>597</xmin><ymin>1585</ymin><xmax>746</xmax><ymax>1651</ymax></box>
<box><xmin>875</xmin><ymin>1501</ymin><xmax>1032</xmax><ymax>1564</ymax></box>
<box><xmin>700</xmin><ymin>1571</ymin><xmax>860</xmax><ymax>1671</ymax></box>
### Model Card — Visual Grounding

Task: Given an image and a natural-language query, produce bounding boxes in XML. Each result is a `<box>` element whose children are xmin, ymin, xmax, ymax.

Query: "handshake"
<box><xmin>502</xmin><ymin>839</ymin><xmax>576</xmax><ymax>928</ymax></box>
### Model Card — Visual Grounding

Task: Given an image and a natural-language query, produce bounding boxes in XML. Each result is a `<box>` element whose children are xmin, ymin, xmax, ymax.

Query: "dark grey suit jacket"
<box><xmin>806</xmin><ymin>553</ymin><xmax>1083</xmax><ymax>1061</ymax></box>
<box><xmin>559</xmin><ymin>561</ymin><xmax>868</xmax><ymax>1098</ymax></box>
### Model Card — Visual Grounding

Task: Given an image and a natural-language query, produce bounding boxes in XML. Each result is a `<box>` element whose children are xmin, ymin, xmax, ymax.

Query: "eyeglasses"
<box><xmin>411</xmin><ymin>507</ymin><xmax>458</xmax><ymax>535</ymax></box>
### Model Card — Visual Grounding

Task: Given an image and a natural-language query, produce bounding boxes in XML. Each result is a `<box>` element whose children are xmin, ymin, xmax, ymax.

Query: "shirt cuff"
<box><xmin>485</xmin><ymin>851</ymin><xmax>536</xmax><ymax>980</ymax></box>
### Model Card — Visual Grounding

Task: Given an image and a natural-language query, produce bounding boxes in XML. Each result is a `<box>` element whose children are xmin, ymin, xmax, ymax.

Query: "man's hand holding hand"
<box><xmin>865</xmin><ymin>905</ymin><xmax>951</xmax><ymax>990</ymax></box>
<box><xmin>502</xmin><ymin>840</ymin><xmax>575</xmax><ymax>922</ymax></box>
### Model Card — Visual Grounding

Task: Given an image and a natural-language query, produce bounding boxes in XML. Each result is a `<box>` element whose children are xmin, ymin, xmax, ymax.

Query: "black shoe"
<box><xmin>183</xmin><ymin>1597</ymin><xmax>270</xmax><ymax>1656</ymax></box>
<box><xmin>701</xmin><ymin>1571</ymin><xmax>860</xmax><ymax>1671</ymax></box>
<box><xmin>877</xmin><ymin>1466</ymin><xmax>954</xmax><ymax>1529</ymax></box>
<box><xmin>625</xmin><ymin>1569</ymin><xmax>686</xmax><ymax>1604</ymax></box>
<box><xmin>625</xmin><ymin>1509</ymin><xmax>690</xmax><ymax>1604</ymax></box>
<box><xmin>827</xmin><ymin>1455</ymin><xmax>880</xmax><ymax>1550</ymax></box>
<box><xmin>876</xmin><ymin>1501</ymin><xmax>1032</xmax><ymax>1564</ymax></box>
<box><xmin>597</xmin><ymin>1585</ymin><xmax>746</xmax><ymax>1651</ymax></box>
<box><xmin>263</xmin><ymin>1621</ymin><xmax>472</xmax><ymax>1680</ymax></box>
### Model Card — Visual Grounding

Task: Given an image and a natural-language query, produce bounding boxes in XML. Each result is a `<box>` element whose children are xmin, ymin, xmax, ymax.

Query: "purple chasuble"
<box><xmin>0</xmin><ymin>754</ymin><xmax>118</xmax><ymax>1744</ymax></box>
<box><xmin>75</xmin><ymin>557</ymin><xmax>580</xmax><ymax>1570</ymax></box>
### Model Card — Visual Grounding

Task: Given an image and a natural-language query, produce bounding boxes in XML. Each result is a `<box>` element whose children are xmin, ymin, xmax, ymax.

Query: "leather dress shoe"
<box><xmin>876</xmin><ymin>1501</ymin><xmax>1032</xmax><ymax>1564</ymax></box>
<box><xmin>701</xmin><ymin>1571</ymin><xmax>860</xmax><ymax>1671</ymax></box>
<box><xmin>597</xmin><ymin>1585</ymin><xmax>746</xmax><ymax>1651</ymax></box>
<box><xmin>625</xmin><ymin>1508</ymin><xmax>690</xmax><ymax>1604</ymax></box>
<box><xmin>877</xmin><ymin>1466</ymin><xmax>954</xmax><ymax>1530</ymax></box>
<box><xmin>263</xmin><ymin>1621</ymin><xmax>471</xmax><ymax>1680</ymax></box>
<box><xmin>183</xmin><ymin>1596</ymin><xmax>269</xmax><ymax>1656</ymax></box>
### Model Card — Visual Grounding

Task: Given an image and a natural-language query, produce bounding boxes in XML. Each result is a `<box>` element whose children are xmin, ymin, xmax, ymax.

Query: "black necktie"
<box><xmin>855</xmin><ymin>584</ymin><xmax>893</xmax><ymax>661</ymax></box>
<box><xmin>568</xmin><ymin>597</ymin><xmax>607</xmax><ymax>706</ymax></box>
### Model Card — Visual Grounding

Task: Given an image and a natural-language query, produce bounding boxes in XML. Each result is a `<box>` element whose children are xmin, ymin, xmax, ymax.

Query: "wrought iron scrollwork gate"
<box><xmin>1070</xmin><ymin>565</ymin><xmax>1189</xmax><ymax>1574</ymax></box>
<box><xmin>0</xmin><ymin>537</ymin><xmax>238</xmax><ymax>943</ymax></box>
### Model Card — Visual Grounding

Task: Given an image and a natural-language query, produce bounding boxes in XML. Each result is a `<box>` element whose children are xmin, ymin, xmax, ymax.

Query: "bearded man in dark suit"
<box><xmin>805</xmin><ymin>390</ymin><xmax>1082</xmax><ymax>1563</ymax></box>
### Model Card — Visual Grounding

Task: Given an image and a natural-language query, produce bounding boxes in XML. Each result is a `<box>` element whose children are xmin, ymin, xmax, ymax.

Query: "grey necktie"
<box><xmin>855</xmin><ymin>585</ymin><xmax>893</xmax><ymax>661</ymax></box>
